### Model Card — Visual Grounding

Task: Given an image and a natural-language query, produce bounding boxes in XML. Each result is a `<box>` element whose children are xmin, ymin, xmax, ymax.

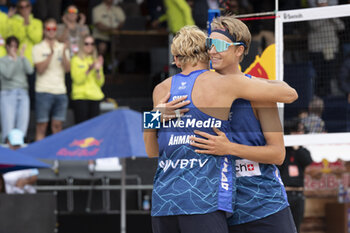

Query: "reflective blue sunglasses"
<box><xmin>205</xmin><ymin>38</ymin><xmax>246</xmax><ymax>53</ymax></box>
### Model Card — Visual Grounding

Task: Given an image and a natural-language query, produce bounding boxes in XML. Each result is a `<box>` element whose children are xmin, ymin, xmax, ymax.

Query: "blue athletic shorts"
<box><xmin>229</xmin><ymin>207</ymin><xmax>297</xmax><ymax>233</ymax></box>
<box><xmin>152</xmin><ymin>211</ymin><xmax>229</xmax><ymax>233</ymax></box>
<box><xmin>35</xmin><ymin>92</ymin><xmax>68</xmax><ymax>123</ymax></box>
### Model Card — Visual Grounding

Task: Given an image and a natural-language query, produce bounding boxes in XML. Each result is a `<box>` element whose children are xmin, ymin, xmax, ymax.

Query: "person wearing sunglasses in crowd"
<box><xmin>9</xmin><ymin>0</ymin><xmax>42</xmax><ymax>66</ymax></box>
<box><xmin>143</xmin><ymin>25</ymin><xmax>298</xmax><ymax>233</ymax></box>
<box><xmin>190</xmin><ymin>16</ymin><xmax>297</xmax><ymax>233</ymax></box>
<box><xmin>70</xmin><ymin>35</ymin><xmax>104</xmax><ymax>174</ymax></box>
<box><xmin>70</xmin><ymin>35</ymin><xmax>104</xmax><ymax>124</ymax></box>
<box><xmin>32</xmin><ymin>18</ymin><xmax>70</xmax><ymax>141</ymax></box>
<box><xmin>9</xmin><ymin>0</ymin><xmax>43</xmax><ymax>113</ymax></box>
<box><xmin>57</xmin><ymin>5</ymin><xmax>89</xmax><ymax>57</ymax></box>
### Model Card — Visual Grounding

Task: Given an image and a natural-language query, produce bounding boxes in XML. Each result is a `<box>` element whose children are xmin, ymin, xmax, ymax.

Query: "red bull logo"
<box><xmin>69</xmin><ymin>137</ymin><xmax>103</xmax><ymax>148</ymax></box>
<box><xmin>57</xmin><ymin>137</ymin><xmax>103</xmax><ymax>157</ymax></box>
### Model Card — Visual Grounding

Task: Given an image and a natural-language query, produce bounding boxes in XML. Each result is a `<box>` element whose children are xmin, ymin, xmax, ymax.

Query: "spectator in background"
<box><xmin>9</xmin><ymin>0</ymin><xmax>42</xmax><ymax>66</ymax></box>
<box><xmin>338</xmin><ymin>54</ymin><xmax>350</xmax><ymax>131</ymax></box>
<box><xmin>32</xmin><ymin>18</ymin><xmax>70</xmax><ymax>141</ymax></box>
<box><xmin>308</xmin><ymin>0</ymin><xmax>344</xmax><ymax>97</ymax></box>
<box><xmin>92</xmin><ymin>0</ymin><xmax>125</xmax><ymax>61</ymax></box>
<box><xmin>0</xmin><ymin>36</ymin><xmax>33</xmax><ymax>143</ymax></box>
<box><xmin>9</xmin><ymin>0</ymin><xmax>42</xmax><ymax>111</ymax></box>
<box><xmin>279</xmin><ymin>119</ymin><xmax>313</xmax><ymax>233</ymax></box>
<box><xmin>157</xmin><ymin>0</ymin><xmax>195</xmax><ymax>34</ymax></box>
<box><xmin>3</xmin><ymin>129</ymin><xmax>39</xmax><ymax>194</ymax></box>
<box><xmin>70</xmin><ymin>35</ymin><xmax>104</xmax><ymax>124</ymax></box>
<box><xmin>57</xmin><ymin>5</ymin><xmax>89</xmax><ymax>57</ymax></box>
<box><xmin>71</xmin><ymin>35</ymin><xmax>105</xmax><ymax>173</ymax></box>
<box><xmin>301</xmin><ymin>95</ymin><xmax>326</xmax><ymax>133</ymax></box>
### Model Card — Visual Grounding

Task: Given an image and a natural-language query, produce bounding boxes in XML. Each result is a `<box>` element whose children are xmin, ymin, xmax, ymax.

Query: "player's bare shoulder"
<box><xmin>152</xmin><ymin>77</ymin><xmax>172</xmax><ymax>103</ymax></box>
<box><xmin>204</xmin><ymin>71</ymin><xmax>228</xmax><ymax>87</ymax></box>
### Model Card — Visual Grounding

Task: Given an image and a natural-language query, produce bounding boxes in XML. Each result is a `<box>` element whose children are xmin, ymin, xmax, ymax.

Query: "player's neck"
<box><xmin>216</xmin><ymin>64</ymin><xmax>241</xmax><ymax>76</ymax></box>
<box><xmin>181</xmin><ymin>63</ymin><xmax>208</xmax><ymax>75</ymax></box>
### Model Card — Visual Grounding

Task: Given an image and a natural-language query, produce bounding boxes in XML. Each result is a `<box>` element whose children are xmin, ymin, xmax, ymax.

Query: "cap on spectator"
<box><xmin>7</xmin><ymin>129</ymin><xmax>24</xmax><ymax>146</ymax></box>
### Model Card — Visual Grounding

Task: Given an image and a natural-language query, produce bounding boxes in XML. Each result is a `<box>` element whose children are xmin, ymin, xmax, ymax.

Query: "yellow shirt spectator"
<box><xmin>0</xmin><ymin>11</ymin><xmax>9</xmax><ymax>57</ymax></box>
<box><xmin>161</xmin><ymin>0</ymin><xmax>195</xmax><ymax>34</ymax></box>
<box><xmin>71</xmin><ymin>55</ymin><xmax>105</xmax><ymax>101</ymax></box>
<box><xmin>9</xmin><ymin>14</ymin><xmax>43</xmax><ymax>65</ymax></box>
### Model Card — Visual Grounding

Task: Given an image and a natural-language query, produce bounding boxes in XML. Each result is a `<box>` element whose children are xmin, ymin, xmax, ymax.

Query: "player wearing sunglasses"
<box><xmin>190</xmin><ymin>16</ymin><xmax>297</xmax><ymax>233</ymax></box>
<box><xmin>144</xmin><ymin>25</ymin><xmax>297</xmax><ymax>233</ymax></box>
<box><xmin>205</xmin><ymin>37</ymin><xmax>246</xmax><ymax>53</ymax></box>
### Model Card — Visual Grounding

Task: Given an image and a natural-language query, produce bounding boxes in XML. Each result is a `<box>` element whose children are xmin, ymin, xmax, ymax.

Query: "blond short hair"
<box><xmin>211</xmin><ymin>16</ymin><xmax>251</xmax><ymax>61</ymax></box>
<box><xmin>171</xmin><ymin>25</ymin><xmax>209</xmax><ymax>67</ymax></box>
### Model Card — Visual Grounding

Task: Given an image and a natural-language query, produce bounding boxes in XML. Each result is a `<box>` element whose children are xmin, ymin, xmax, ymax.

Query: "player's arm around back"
<box><xmin>251</xmin><ymin>101</ymin><xmax>286</xmax><ymax>165</ymax></box>
<box><xmin>143</xmin><ymin>79</ymin><xmax>171</xmax><ymax>158</ymax></box>
<box><xmin>190</xmin><ymin>101</ymin><xmax>285</xmax><ymax>165</ymax></box>
<box><xmin>223</xmin><ymin>74</ymin><xmax>298</xmax><ymax>103</ymax></box>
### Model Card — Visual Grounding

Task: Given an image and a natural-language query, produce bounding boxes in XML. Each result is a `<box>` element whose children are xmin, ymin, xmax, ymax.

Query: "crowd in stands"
<box><xmin>0</xmin><ymin>0</ymin><xmax>120</xmax><ymax>144</ymax></box>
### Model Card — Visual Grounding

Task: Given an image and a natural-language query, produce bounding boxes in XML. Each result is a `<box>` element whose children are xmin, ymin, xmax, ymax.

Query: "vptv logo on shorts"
<box><xmin>143</xmin><ymin>110</ymin><xmax>161</xmax><ymax>129</ymax></box>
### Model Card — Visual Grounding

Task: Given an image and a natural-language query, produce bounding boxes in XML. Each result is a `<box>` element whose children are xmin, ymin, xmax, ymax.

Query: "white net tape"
<box><xmin>284</xmin><ymin>134</ymin><xmax>350</xmax><ymax>162</ymax></box>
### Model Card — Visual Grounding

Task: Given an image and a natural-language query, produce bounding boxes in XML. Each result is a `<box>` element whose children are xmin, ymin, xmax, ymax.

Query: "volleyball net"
<box><xmin>274</xmin><ymin>5</ymin><xmax>350</xmax><ymax>162</ymax></box>
<box><xmin>230</xmin><ymin>5</ymin><xmax>350</xmax><ymax>162</ymax></box>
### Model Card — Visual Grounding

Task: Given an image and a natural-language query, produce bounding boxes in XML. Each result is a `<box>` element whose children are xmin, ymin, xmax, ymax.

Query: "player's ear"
<box><xmin>236</xmin><ymin>45</ymin><xmax>245</xmax><ymax>57</ymax></box>
<box><xmin>173</xmin><ymin>56</ymin><xmax>181</xmax><ymax>68</ymax></box>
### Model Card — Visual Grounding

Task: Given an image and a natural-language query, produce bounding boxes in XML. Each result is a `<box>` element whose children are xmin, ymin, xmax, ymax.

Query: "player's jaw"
<box><xmin>210</xmin><ymin>54</ymin><xmax>222</xmax><ymax>66</ymax></box>
<box><xmin>209</xmin><ymin>52</ymin><xmax>235</xmax><ymax>74</ymax></box>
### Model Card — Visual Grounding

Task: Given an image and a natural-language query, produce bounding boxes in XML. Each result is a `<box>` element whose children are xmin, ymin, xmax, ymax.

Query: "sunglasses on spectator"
<box><xmin>19</xmin><ymin>4</ymin><xmax>30</xmax><ymax>9</ymax></box>
<box><xmin>46</xmin><ymin>26</ymin><xmax>57</xmax><ymax>32</ymax></box>
<box><xmin>84</xmin><ymin>42</ymin><xmax>95</xmax><ymax>46</ymax></box>
<box><xmin>205</xmin><ymin>38</ymin><xmax>246</xmax><ymax>53</ymax></box>
<box><xmin>67</xmin><ymin>7</ymin><xmax>78</xmax><ymax>14</ymax></box>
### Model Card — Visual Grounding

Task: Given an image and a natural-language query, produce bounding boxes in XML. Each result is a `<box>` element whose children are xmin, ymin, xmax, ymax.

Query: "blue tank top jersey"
<box><xmin>152</xmin><ymin>69</ymin><xmax>235</xmax><ymax>217</ymax></box>
<box><xmin>227</xmin><ymin>74</ymin><xmax>289</xmax><ymax>225</ymax></box>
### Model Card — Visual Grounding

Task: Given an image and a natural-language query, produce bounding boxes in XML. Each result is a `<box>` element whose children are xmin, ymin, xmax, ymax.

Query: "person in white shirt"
<box><xmin>32</xmin><ymin>18</ymin><xmax>70</xmax><ymax>141</ymax></box>
<box><xmin>3</xmin><ymin>129</ymin><xmax>39</xmax><ymax>194</ymax></box>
